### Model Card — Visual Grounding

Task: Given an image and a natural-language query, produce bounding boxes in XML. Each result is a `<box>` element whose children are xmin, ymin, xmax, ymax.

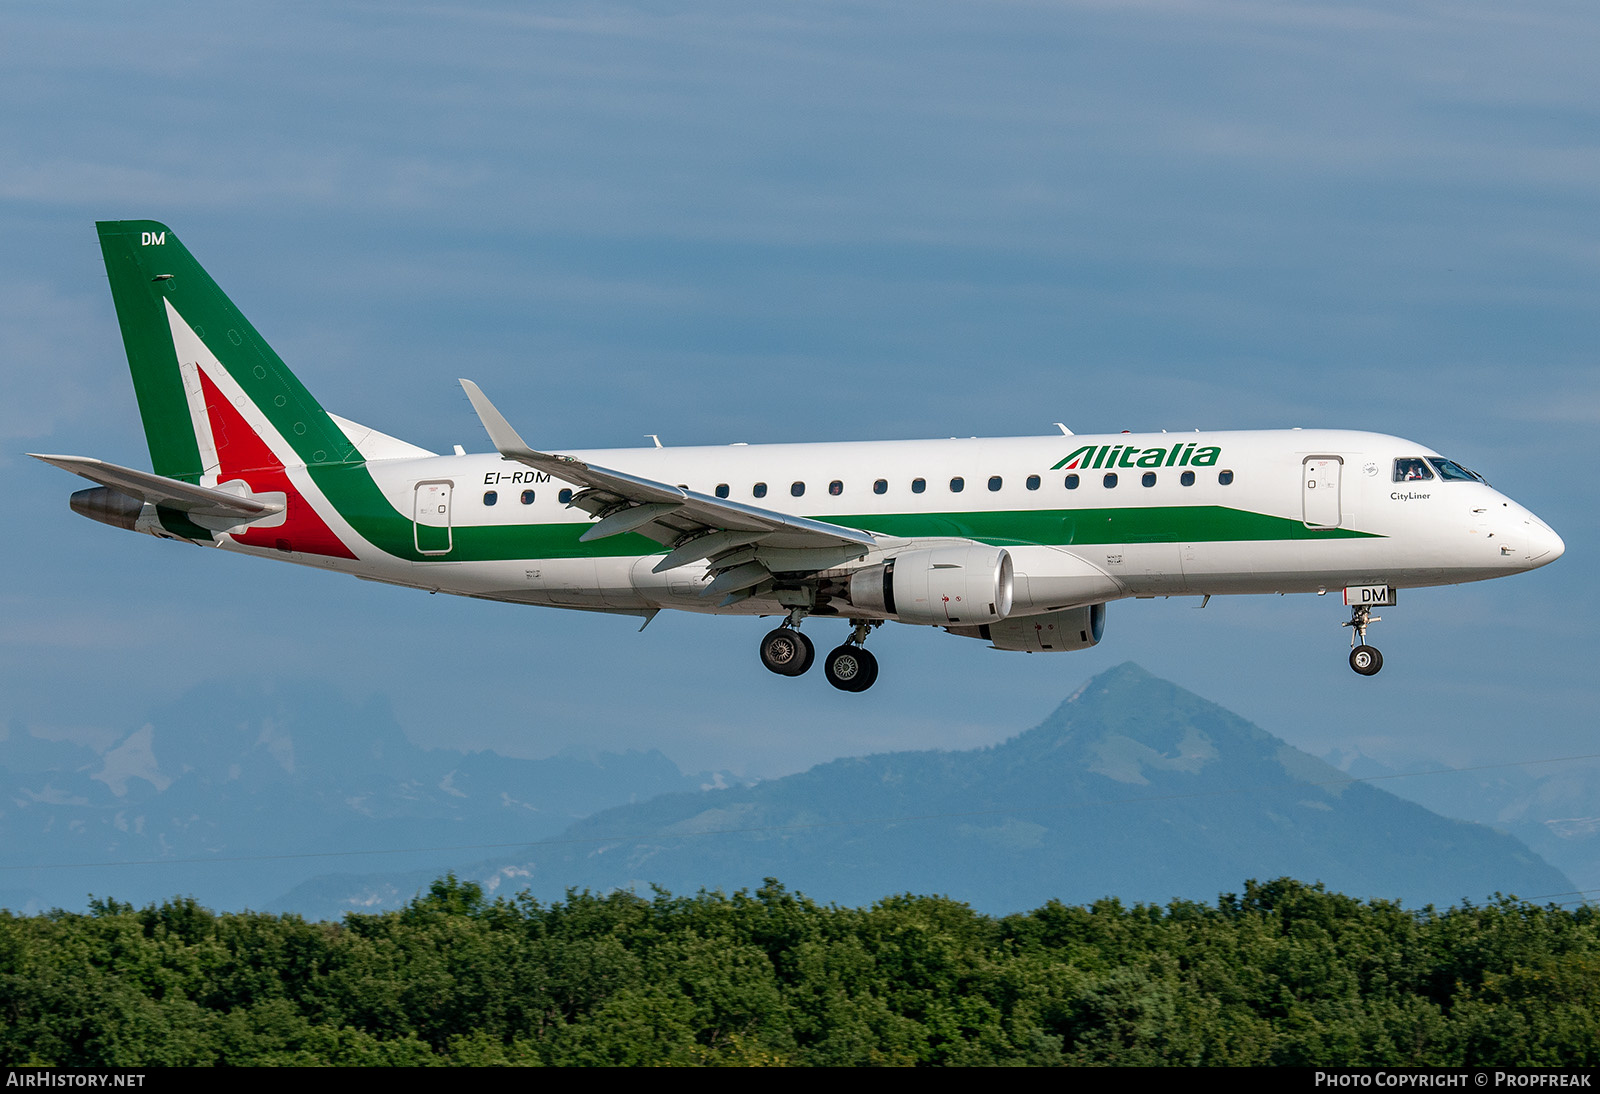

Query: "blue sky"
<box><xmin>4</xmin><ymin>0</ymin><xmax>1597</xmax><ymax>796</ymax></box>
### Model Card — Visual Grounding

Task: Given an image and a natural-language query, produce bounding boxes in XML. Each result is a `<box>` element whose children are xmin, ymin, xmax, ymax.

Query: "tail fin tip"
<box><xmin>96</xmin><ymin>220</ymin><xmax>361</xmax><ymax>479</ymax></box>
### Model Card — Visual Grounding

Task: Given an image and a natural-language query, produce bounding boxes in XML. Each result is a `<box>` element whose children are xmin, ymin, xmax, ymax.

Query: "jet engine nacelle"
<box><xmin>848</xmin><ymin>545</ymin><xmax>1014</xmax><ymax>626</ymax></box>
<box><xmin>948</xmin><ymin>602</ymin><xmax>1106</xmax><ymax>652</ymax></box>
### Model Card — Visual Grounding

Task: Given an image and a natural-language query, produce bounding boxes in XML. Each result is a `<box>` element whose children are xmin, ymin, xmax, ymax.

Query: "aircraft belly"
<box><xmin>1008</xmin><ymin>545</ymin><xmax>1125</xmax><ymax>610</ymax></box>
<box><xmin>529</xmin><ymin>556</ymin><xmax>649</xmax><ymax>609</ymax></box>
<box><xmin>630</xmin><ymin>556</ymin><xmax>711</xmax><ymax>607</ymax></box>
<box><xmin>1179</xmin><ymin>537</ymin><xmax>1393</xmax><ymax>594</ymax></box>
<box><xmin>401</xmin><ymin>556</ymin><xmax>650</xmax><ymax>610</ymax></box>
<box><xmin>1116</xmin><ymin>543</ymin><xmax>1186</xmax><ymax>596</ymax></box>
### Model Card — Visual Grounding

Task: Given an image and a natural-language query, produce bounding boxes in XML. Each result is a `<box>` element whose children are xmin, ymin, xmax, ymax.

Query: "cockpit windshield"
<box><xmin>1428</xmin><ymin>457</ymin><xmax>1486</xmax><ymax>484</ymax></box>
<box><xmin>1393</xmin><ymin>457</ymin><xmax>1433</xmax><ymax>482</ymax></box>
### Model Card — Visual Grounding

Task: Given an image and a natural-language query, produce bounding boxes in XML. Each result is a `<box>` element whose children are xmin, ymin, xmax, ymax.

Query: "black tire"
<box><xmin>760</xmin><ymin>628</ymin><xmax>814</xmax><ymax>676</ymax></box>
<box><xmin>824</xmin><ymin>645</ymin><xmax>879</xmax><ymax>692</ymax></box>
<box><xmin>792</xmin><ymin>631</ymin><xmax>815</xmax><ymax>676</ymax></box>
<box><xmin>1349</xmin><ymin>644</ymin><xmax>1383</xmax><ymax>676</ymax></box>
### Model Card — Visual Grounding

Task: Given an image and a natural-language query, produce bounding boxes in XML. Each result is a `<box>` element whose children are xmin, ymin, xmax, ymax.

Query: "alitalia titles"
<box><xmin>1052</xmin><ymin>443</ymin><xmax>1222</xmax><ymax>472</ymax></box>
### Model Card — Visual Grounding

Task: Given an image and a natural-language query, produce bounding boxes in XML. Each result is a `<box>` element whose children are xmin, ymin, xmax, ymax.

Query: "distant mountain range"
<box><xmin>276</xmin><ymin>664</ymin><xmax>1575</xmax><ymax>919</ymax></box>
<box><xmin>0</xmin><ymin>679</ymin><xmax>740</xmax><ymax>914</ymax></box>
<box><xmin>1323</xmin><ymin>744</ymin><xmax>1600</xmax><ymax>904</ymax></box>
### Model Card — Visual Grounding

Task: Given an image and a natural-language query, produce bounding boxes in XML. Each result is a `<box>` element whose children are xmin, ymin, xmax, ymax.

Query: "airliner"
<box><xmin>33</xmin><ymin>221</ymin><xmax>1564</xmax><ymax>691</ymax></box>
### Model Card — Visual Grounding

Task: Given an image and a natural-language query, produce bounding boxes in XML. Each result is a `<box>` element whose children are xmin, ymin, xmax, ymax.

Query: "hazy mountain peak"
<box><xmin>282</xmin><ymin>663</ymin><xmax>1572</xmax><ymax>919</ymax></box>
<box><xmin>90</xmin><ymin>724</ymin><xmax>171</xmax><ymax>797</ymax></box>
<box><xmin>1</xmin><ymin>676</ymin><xmax>741</xmax><ymax>914</ymax></box>
<box><xmin>1007</xmin><ymin>663</ymin><xmax>1266</xmax><ymax>781</ymax></box>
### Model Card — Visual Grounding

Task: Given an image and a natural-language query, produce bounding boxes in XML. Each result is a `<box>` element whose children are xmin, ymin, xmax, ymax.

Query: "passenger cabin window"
<box><xmin>1026</xmin><ymin>475</ymin><xmax>1040</xmax><ymax>490</ymax></box>
<box><xmin>1393</xmin><ymin>457</ymin><xmax>1434</xmax><ymax>483</ymax></box>
<box><xmin>753</xmin><ymin>482</ymin><xmax>767</xmax><ymax>498</ymax></box>
<box><xmin>715</xmin><ymin>483</ymin><xmax>730</xmax><ymax>499</ymax></box>
<box><xmin>520</xmin><ymin>490</ymin><xmax>535</xmax><ymax>504</ymax></box>
<box><xmin>483</xmin><ymin>490</ymin><xmax>498</xmax><ymax>506</ymax></box>
<box><xmin>950</xmin><ymin>477</ymin><xmax>965</xmax><ymax>493</ymax></box>
<box><xmin>988</xmin><ymin>476</ymin><xmax>1003</xmax><ymax>492</ymax></box>
<box><xmin>873</xmin><ymin>479</ymin><xmax>888</xmax><ymax>495</ymax></box>
<box><xmin>912</xmin><ymin>478</ymin><xmax>926</xmax><ymax>494</ymax></box>
<box><xmin>791</xmin><ymin>481</ymin><xmax>805</xmax><ymax>497</ymax></box>
<box><xmin>1065</xmin><ymin>474</ymin><xmax>1080</xmax><ymax>490</ymax></box>
<box><xmin>1103</xmin><ymin>473</ymin><xmax>1118</xmax><ymax>488</ymax></box>
<box><xmin>829</xmin><ymin>480</ymin><xmax>843</xmax><ymax>496</ymax></box>
<box><xmin>558</xmin><ymin>488</ymin><xmax>573</xmax><ymax>504</ymax></box>
<box><xmin>1218</xmin><ymin>471</ymin><xmax>1234</xmax><ymax>486</ymax></box>
<box><xmin>1142</xmin><ymin>472</ymin><xmax>1157</xmax><ymax>487</ymax></box>
<box><xmin>1180</xmin><ymin>471</ymin><xmax>1195</xmax><ymax>487</ymax></box>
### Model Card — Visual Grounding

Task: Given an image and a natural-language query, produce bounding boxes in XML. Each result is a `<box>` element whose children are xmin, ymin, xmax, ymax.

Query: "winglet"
<box><xmin>459</xmin><ymin>379</ymin><xmax>543</xmax><ymax>463</ymax></box>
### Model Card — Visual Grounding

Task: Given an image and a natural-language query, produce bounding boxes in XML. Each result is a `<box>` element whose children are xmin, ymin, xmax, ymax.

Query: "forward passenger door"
<box><xmin>1302</xmin><ymin>457</ymin><xmax>1343</xmax><ymax>529</ymax></box>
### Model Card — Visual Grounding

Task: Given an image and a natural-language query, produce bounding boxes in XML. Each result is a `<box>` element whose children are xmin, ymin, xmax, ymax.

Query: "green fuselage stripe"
<box><xmin>848</xmin><ymin>506</ymin><xmax>1377</xmax><ymax>546</ymax></box>
<box><xmin>308</xmin><ymin>465</ymin><xmax>1378</xmax><ymax>563</ymax></box>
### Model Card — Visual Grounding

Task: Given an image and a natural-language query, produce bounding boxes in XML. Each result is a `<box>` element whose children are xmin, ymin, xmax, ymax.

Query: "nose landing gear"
<box><xmin>1349</xmin><ymin>644</ymin><xmax>1382</xmax><ymax>675</ymax></box>
<box><xmin>1343</xmin><ymin>604</ymin><xmax>1383</xmax><ymax>676</ymax></box>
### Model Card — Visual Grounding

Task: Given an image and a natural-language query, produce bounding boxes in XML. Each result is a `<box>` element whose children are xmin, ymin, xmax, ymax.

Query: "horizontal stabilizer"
<box><xmin>30</xmin><ymin>453</ymin><xmax>285</xmax><ymax>524</ymax></box>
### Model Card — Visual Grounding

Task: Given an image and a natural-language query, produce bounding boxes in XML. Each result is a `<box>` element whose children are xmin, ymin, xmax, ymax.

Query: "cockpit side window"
<box><xmin>1393</xmin><ymin>457</ymin><xmax>1434</xmax><ymax>483</ymax></box>
<box><xmin>1428</xmin><ymin>458</ymin><xmax>1484</xmax><ymax>483</ymax></box>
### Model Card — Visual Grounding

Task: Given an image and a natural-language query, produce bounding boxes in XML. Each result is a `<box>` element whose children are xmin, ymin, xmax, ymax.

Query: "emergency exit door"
<box><xmin>1302</xmin><ymin>457</ymin><xmax>1342</xmax><ymax>529</ymax></box>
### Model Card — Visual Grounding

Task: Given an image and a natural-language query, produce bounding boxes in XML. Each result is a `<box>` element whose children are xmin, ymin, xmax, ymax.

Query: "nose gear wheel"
<box><xmin>1342</xmin><ymin>604</ymin><xmax>1383</xmax><ymax>675</ymax></box>
<box><xmin>1349</xmin><ymin>645</ymin><xmax>1382</xmax><ymax>675</ymax></box>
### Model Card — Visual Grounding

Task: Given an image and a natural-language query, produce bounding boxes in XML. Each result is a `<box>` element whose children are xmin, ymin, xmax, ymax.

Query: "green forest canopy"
<box><xmin>3</xmin><ymin>876</ymin><xmax>1597</xmax><ymax>1066</ymax></box>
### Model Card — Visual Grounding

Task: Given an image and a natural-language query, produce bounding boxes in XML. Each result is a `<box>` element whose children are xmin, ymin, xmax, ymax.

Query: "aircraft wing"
<box><xmin>29</xmin><ymin>453</ymin><xmax>285</xmax><ymax>523</ymax></box>
<box><xmin>460</xmin><ymin>380</ymin><xmax>877</xmax><ymax>602</ymax></box>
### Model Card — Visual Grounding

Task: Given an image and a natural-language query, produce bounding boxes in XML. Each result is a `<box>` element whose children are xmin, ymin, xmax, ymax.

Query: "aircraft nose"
<box><xmin>1525</xmin><ymin>517</ymin><xmax>1564</xmax><ymax>566</ymax></box>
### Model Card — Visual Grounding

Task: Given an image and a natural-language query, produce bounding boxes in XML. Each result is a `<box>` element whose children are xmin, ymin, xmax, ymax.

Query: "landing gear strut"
<box><xmin>1343</xmin><ymin>604</ymin><xmax>1383</xmax><ymax>676</ymax></box>
<box><xmin>824</xmin><ymin>619</ymin><xmax>880</xmax><ymax>693</ymax></box>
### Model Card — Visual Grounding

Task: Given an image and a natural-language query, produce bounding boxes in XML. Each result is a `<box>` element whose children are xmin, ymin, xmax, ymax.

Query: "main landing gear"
<box><xmin>758</xmin><ymin>625</ymin><xmax>814</xmax><ymax>677</ymax></box>
<box><xmin>824</xmin><ymin>620</ymin><xmax>880</xmax><ymax>693</ymax></box>
<box><xmin>758</xmin><ymin>615</ymin><xmax>880</xmax><ymax>692</ymax></box>
<box><xmin>1343</xmin><ymin>604</ymin><xmax>1383</xmax><ymax>676</ymax></box>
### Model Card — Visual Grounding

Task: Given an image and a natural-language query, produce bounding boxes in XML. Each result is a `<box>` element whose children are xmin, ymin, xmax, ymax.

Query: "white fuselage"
<box><xmin>212</xmin><ymin>427</ymin><xmax>1563</xmax><ymax>623</ymax></box>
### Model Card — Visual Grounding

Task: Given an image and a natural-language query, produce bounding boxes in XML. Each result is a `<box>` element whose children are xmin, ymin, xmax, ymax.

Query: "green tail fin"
<box><xmin>96</xmin><ymin>220</ymin><xmax>360</xmax><ymax>481</ymax></box>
